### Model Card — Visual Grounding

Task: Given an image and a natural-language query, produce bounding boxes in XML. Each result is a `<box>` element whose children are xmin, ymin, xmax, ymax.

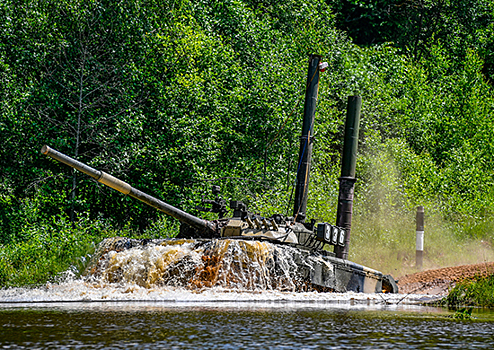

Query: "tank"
<box><xmin>41</xmin><ymin>55</ymin><xmax>398</xmax><ymax>294</ymax></box>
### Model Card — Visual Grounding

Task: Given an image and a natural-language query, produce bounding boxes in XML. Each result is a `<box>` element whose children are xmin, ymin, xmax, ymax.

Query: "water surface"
<box><xmin>2</xmin><ymin>301</ymin><xmax>493</xmax><ymax>349</ymax></box>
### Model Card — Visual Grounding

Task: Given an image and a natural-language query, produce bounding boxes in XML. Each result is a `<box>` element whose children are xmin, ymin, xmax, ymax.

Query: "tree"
<box><xmin>331</xmin><ymin>0</ymin><xmax>494</xmax><ymax>81</ymax></box>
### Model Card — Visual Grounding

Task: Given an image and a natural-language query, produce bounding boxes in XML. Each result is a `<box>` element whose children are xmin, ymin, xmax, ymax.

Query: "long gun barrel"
<box><xmin>41</xmin><ymin>145</ymin><xmax>217</xmax><ymax>235</ymax></box>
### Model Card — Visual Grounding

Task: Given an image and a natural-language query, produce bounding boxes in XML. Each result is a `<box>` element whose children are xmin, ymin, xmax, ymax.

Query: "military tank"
<box><xmin>41</xmin><ymin>55</ymin><xmax>398</xmax><ymax>293</ymax></box>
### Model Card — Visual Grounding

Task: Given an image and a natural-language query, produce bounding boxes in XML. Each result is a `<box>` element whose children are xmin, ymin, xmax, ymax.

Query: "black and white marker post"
<box><xmin>416</xmin><ymin>206</ymin><xmax>424</xmax><ymax>269</ymax></box>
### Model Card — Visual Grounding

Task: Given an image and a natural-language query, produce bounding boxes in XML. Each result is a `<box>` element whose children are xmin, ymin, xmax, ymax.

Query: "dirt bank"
<box><xmin>396</xmin><ymin>262</ymin><xmax>494</xmax><ymax>296</ymax></box>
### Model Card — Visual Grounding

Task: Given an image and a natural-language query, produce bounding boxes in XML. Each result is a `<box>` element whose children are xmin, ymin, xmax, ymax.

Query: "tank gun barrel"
<box><xmin>41</xmin><ymin>145</ymin><xmax>216</xmax><ymax>235</ymax></box>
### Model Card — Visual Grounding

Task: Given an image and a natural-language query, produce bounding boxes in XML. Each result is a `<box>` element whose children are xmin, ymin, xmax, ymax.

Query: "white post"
<box><xmin>416</xmin><ymin>206</ymin><xmax>424</xmax><ymax>269</ymax></box>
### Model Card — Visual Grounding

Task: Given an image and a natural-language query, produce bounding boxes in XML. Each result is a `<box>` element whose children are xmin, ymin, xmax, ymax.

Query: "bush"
<box><xmin>446</xmin><ymin>274</ymin><xmax>494</xmax><ymax>308</ymax></box>
<box><xmin>0</xmin><ymin>214</ymin><xmax>117</xmax><ymax>287</ymax></box>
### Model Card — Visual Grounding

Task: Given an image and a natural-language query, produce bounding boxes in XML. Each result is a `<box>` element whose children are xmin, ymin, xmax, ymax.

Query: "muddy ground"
<box><xmin>396</xmin><ymin>262</ymin><xmax>494</xmax><ymax>296</ymax></box>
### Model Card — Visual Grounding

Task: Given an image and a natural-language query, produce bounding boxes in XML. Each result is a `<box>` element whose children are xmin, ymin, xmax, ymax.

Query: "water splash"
<box><xmin>86</xmin><ymin>238</ymin><xmax>309</xmax><ymax>292</ymax></box>
<box><xmin>0</xmin><ymin>238</ymin><xmax>430</xmax><ymax>305</ymax></box>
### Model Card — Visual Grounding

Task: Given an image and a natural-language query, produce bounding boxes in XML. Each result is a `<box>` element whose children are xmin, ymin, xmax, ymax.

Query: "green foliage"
<box><xmin>0</xmin><ymin>183</ymin><xmax>124</xmax><ymax>287</ymax></box>
<box><xmin>446</xmin><ymin>274</ymin><xmax>494</xmax><ymax>308</ymax></box>
<box><xmin>451</xmin><ymin>307</ymin><xmax>473</xmax><ymax>320</ymax></box>
<box><xmin>331</xmin><ymin>0</ymin><xmax>494</xmax><ymax>81</ymax></box>
<box><xmin>1</xmin><ymin>0</ymin><xmax>494</xmax><ymax>286</ymax></box>
<box><xmin>0</xmin><ymin>0</ymin><xmax>338</xmax><ymax>228</ymax></box>
<box><xmin>0</xmin><ymin>213</ymin><xmax>114</xmax><ymax>287</ymax></box>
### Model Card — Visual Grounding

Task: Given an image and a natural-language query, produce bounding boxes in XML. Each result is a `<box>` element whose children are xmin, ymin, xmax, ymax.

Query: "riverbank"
<box><xmin>397</xmin><ymin>262</ymin><xmax>494</xmax><ymax>305</ymax></box>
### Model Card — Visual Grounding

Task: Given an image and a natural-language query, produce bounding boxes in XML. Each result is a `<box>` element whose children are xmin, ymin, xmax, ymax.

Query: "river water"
<box><xmin>1</xmin><ymin>239</ymin><xmax>493</xmax><ymax>348</ymax></box>
<box><xmin>1</xmin><ymin>300</ymin><xmax>494</xmax><ymax>349</ymax></box>
<box><xmin>2</xmin><ymin>284</ymin><xmax>494</xmax><ymax>349</ymax></box>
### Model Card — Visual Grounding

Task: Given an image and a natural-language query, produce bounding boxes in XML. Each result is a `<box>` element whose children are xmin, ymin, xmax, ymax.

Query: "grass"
<box><xmin>0</xmin><ymin>213</ymin><xmax>181</xmax><ymax>288</ymax></box>
<box><xmin>347</xmin><ymin>206</ymin><xmax>494</xmax><ymax>279</ymax></box>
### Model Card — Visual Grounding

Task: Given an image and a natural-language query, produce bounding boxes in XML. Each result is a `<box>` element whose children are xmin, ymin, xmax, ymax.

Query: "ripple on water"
<box><xmin>1</xmin><ymin>303</ymin><xmax>494</xmax><ymax>349</ymax></box>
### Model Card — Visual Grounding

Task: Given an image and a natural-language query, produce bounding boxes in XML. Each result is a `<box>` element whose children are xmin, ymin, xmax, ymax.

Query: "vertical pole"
<box><xmin>334</xmin><ymin>96</ymin><xmax>362</xmax><ymax>259</ymax></box>
<box><xmin>293</xmin><ymin>54</ymin><xmax>322</xmax><ymax>222</ymax></box>
<box><xmin>416</xmin><ymin>206</ymin><xmax>424</xmax><ymax>269</ymax></box>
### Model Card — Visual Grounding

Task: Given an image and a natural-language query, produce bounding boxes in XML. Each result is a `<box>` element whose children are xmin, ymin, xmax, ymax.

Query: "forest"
<box><xmin>1</xmin><ymin>0</ymin><xmax>494</xmax><ymax>286</ymax></box>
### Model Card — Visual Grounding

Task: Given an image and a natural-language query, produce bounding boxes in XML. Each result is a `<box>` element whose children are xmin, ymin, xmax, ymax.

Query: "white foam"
<box><xmin>0</xmin><ymin>278</ymin><xmax>432</xmax><ymax>307</ymax></box>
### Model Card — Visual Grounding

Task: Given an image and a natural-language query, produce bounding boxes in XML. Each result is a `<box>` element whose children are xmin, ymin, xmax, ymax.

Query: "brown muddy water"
<box><xmin>1</xmin><ymin>301</ymin><xmax>494</xmax><ymax>349</ymax></box>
